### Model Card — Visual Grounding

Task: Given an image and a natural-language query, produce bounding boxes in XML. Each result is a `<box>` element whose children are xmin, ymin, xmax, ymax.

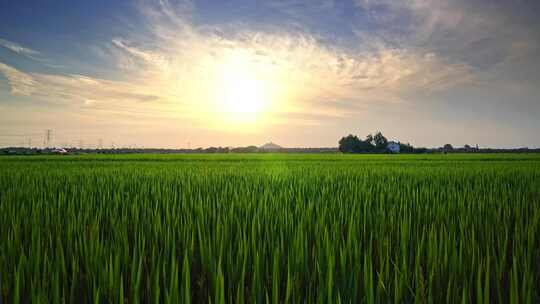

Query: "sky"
<box><xmin>0</xmin><ymin>0</ymin><xmax>539</xmax><ymax>149</ymax></box>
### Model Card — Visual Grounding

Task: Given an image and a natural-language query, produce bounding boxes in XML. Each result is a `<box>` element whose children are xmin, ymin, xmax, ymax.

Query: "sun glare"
<box><xmin>210</xmin><ymin>50</ymin><xmax>275</xmax><ymax>126</ymax></box>
<box><xmin>223</xmin><ymin>74</ymin><xmax>266</xmax><ymax>115</ymax></box>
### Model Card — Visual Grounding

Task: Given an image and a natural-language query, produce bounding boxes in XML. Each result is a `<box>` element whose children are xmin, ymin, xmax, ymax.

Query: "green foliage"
<box><xmin>372</xmin><ymin>131</ymin><xmax>388</xmax><ymax>149</ymax></box>
<box><xmin>399</xmin><ymin>142</ymin><xmax>415</xmax><ymax>153</ymax></box>
<box><xmin>340</xmin><ymin>131</ymin><xmax>389</xmax><ymax>153</ymax></box>
<box><xmin>339</xmin><ymin>134</ymin><xmax>362</xmax><ymax>153</ymax></box>
<box><xmin>1</xmin><ymin>154</ymin><xmax>540</xmax><ymax>303</ymax></box>
<box><xmin>338</xmin><ymin>134</ymin><xmax>374</xmax><ymax>153</ymax></box>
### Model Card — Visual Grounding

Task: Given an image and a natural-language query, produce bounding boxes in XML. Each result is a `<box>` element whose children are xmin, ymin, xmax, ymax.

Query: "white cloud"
<box><xmin>0</xmin><ymin>0</ymin><xmax>475</xmax><ymax>129</ymax></box>
<box><xmin>0</xmin><ymin>62</ymin><xmax>37</xmax><ymax>95</ymax></box>
<box><xmin>0</xmin><ymin>62</ymin><xmax>162</xmax><ymax>105</ymax></box>
<box><xmin>0</xmin><ymin>38</ymin><xmax>41</xmax><ymax>58</ymax></box>
<box><xmin>2</xmin><ymin>0</ymin><xmax>539</xmax><ymax>147</ymax></box>
<box><xmin>103</xmin><ymin>1</ymin><xmax>473</xmax><ymax>123</ymax></box>
<box><xmin>354</xmin><ymin>0</ymin><xmax>540</xmax><ymax>70</ymax></box>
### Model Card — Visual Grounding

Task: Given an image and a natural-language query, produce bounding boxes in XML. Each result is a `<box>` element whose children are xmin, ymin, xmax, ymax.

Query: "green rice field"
<box><xmin>1</xmin><ymin>153</ymin><xmax>539</xmax><ymax>303</ymax></box>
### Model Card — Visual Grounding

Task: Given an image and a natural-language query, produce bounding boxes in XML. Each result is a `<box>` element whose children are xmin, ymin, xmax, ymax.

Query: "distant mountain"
<box><xmin>259</xmin><ymin>142</ymin><xmax>283</xmax><ymax>151</ymax></box>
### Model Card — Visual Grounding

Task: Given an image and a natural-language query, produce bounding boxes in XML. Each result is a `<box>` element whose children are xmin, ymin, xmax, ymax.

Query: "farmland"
<box><xmin>1</xmin><ymin>154</ymin><xmax>539</xmax><ymax>303</ymax></box>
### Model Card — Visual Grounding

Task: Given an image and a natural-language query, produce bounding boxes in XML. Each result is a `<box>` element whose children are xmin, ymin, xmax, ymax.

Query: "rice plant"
<box><xmin>0</xmin><ymin>154</ymin><xmax>539</xmax><ymax>303</ymax></box>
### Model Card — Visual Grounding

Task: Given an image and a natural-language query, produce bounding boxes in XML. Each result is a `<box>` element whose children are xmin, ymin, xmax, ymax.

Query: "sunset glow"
<box><xmin>213</xmin><ymin>51</ymin><xmax>272</xmax><ymax>124</ymax></box>
<box><xmin>0</xmin><ymin>0</ymin><xmax>539</xmax><ymax>148</ymax></box>
<box><xmin>2</xmin><ymin>1</ymin><xmax>540</xmax><ymax>302</ymax></box>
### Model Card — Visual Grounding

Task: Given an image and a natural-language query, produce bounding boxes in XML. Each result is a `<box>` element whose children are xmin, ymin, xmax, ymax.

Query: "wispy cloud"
<box><xmin>0</xmin><ymin>38</ymin><xmax>40</xmax><ymax>56</ymax></box>
<box><xmin>101</xmin><ymin>0</ymin><xmax>474</xmax><ymax>123</ymax></box>
<box><xmin>0</xmin><ymin>38</ymin><xmax>41</xmax><ymax>59</ymax></box>
<box><xmin>0</xmin><ymin>62</ymin><xmax>37</xmax><ymax>95</ymax></box>
<box><xmin>0</xmin><ymin>0</ymin><xmax>476</xmax><ymax>130</ymax></box>
<box><xmin>1</xmin><ymin>0</ymin><xmax>537</xmax><ymax>138</ymax></box>
<box><xmin>0</xmin><ymin>62</ymin><xmax>162</xmax><ymax>107</ymax></box>
<box><xmin>1</xmin><ymin>0</ymin><xmax>539</xmax><ymax>147</ymax></box>
<box><xmin>354</xmin><ymin>0</ymin><xmax>540</xmax><ymax>70</ymax></box>
<box><xmin>0</xmin><ymin>37</ymin><xmax>67</xmax><ymax>68</ymax></box>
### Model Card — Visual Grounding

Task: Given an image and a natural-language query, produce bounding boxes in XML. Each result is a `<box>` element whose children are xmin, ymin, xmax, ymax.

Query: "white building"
<box><xmin>387</xmin><ymin>141</ymin><xmax>400</xmax><ymax>153</ymax></box>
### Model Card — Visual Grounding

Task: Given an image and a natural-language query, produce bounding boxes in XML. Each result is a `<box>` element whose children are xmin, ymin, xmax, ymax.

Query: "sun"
<box><xmin>211</xmin><ymin>50</ymin><xmax>273</xmax><ymax>125</ymax></box>
<box><xmin>223</xmin><ymin>73</ymin><xmax>266</xmax><ymax>115</ymax></box>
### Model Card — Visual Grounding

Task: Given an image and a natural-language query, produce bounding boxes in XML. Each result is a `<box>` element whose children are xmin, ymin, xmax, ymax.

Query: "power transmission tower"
<box><xmin>44</xmin><ymin>129</ymin><xmax>53</xmax><ymax>147</ymax></box>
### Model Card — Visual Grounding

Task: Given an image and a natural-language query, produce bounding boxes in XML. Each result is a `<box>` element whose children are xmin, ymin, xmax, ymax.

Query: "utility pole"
<box><xmin>28</xmin><ymin>138</ymin><xmax>32</xmax><ymax>148</ymax></box>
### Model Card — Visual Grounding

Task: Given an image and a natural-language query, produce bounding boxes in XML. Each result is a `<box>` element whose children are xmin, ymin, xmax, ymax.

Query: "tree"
<box><xmin>339</xmin><ymin>134</ymin><xmax>375</xmax><ymax>153</ymax></box>
<box><xmin>339</xmin><ymin>135</ymin><xmax>362</xmax><ymax>153</ymax></box>
<box><xmin>365</xmin><ymin>134</ymin><xmax>374</xmax><ymax>145</ymax></box>
<box><xmin>400</xmin><ymin>142</ymin><xmax>414</xmax><ymax>153</ymax></box>
<box><xmin>231</xmin><ymin>146</ymin><xmax>258</xmax><ymax>153</ymax></box>
<box><xmin>373</xmin><ymin>132</ymin><xmax>388</xmax><ymax>149</ymax></box>
<box><xmin>358</xmin><ymin>138</ymin><xmax>375</xmax><ymax>151</ymax></box>
<box><xmin>443</xmin><ymin>144</ymin><xmax>454</xmax><ymax>151</ymax></box>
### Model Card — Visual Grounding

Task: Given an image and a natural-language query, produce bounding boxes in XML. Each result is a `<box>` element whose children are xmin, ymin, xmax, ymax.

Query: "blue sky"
<box><xmin>1</xmin><ymin>0</ymin><xmax>539</xmax><ymax>148</ymax></box>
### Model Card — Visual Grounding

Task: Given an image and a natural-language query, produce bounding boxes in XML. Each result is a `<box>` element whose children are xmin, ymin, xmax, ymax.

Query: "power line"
<box><xmin>0</xmin><ymin>133</ymin><xmax>42</xmax><ymax>137</ymax></box>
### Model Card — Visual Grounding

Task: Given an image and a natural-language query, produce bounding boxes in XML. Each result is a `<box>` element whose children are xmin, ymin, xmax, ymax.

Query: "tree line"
<box><xmin>338</xmin><ymin>131</ymin><xmax>415</xmax><ymax>153</ymax></box>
